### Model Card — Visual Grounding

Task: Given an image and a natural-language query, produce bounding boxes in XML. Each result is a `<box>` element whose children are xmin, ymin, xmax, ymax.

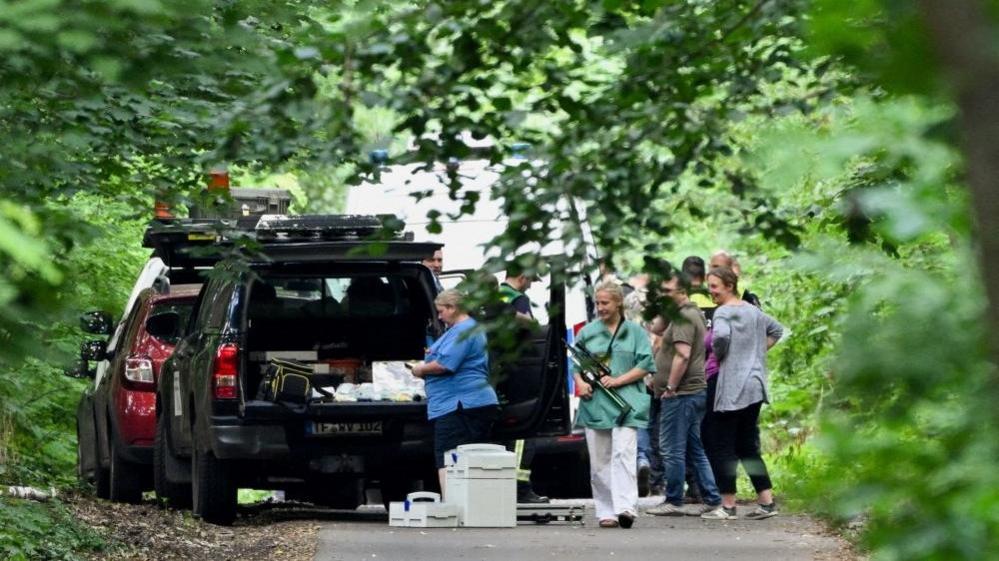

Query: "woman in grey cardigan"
<box><xmin>706</xmin><ymin>267</ymin><xmax>783</xmax><ymax>520</ymax></box>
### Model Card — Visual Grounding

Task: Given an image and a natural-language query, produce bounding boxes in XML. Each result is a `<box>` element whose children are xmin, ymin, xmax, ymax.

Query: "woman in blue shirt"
<box><xmin>410</xmin><ymin>288</ymin><xmax>499</xmax><ymax>496</ymax></box>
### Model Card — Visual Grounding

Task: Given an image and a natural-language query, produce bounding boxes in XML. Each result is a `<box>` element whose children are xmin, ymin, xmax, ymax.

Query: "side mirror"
<box><xmin>64</xmin><ymin>360</ymin><xmax>96</xmax><ymax>379</ymax></box>
<box><xmin>80</xmin><ymin>340</ymin><xmax>108</xmax><ymax>362</ymax></box>
<box><xmin>146</xmin><ymin>312</ymin><xmax>181</xmax><ymax>342</ymax></box>
<box><xmin>80</xmin><ymin>311</ymin><xmax>114</xmax><ymax>336</ymax></box>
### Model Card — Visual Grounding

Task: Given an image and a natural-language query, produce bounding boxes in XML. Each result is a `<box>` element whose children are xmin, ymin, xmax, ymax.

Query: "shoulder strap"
<box><xmin>606</xmin><ymin>318</ymin><xmax>623</xmax><ymax>356</ymax></box>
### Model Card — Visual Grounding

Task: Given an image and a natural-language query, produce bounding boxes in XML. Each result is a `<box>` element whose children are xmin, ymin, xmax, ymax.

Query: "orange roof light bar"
<box><xmin>207</xmin><ymin>168</ymin><xmax>230</xmax><ymax>192</ymax></box>
<box><xmin>154</xmin><ymin>200</ymin><xmax>173</xmax><ymax>219</ymax></box>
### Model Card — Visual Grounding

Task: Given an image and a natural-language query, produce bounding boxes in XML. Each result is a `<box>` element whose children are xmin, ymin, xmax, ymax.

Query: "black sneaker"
<box><xmin>618</xmin><ymin>511</ymin><xmax>636</xmax><ymax>529</ymax></box>
<box><xmin>744</xmin><ymin>502</ymin><xmax>777</xmax><ymax>520</ymax></box>
<box><xmin>637</xmin><ymin>464</ymin><xmax>651</xmax><ymax>497</ymax></box>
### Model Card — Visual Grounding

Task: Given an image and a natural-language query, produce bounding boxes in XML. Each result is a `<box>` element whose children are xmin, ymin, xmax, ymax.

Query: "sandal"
<box><xmin>598</xmin><ymin>518</ymin><xmax>619</xmax><ymax>528</ymax></box>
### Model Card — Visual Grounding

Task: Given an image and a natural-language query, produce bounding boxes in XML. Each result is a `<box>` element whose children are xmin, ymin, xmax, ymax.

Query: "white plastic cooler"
<box><xmin>444</xmin><ymin>443</ymin><xmax>517</xmax><ymax>528</ymax></box>
<box><xmin>388</xmin><ymin>492</ymin><xmax>459</xmax><ymax>528</ymax></box>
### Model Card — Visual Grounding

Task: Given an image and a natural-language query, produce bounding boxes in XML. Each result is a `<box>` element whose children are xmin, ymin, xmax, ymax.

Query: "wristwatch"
<box><xmin>666</xmin><ymin>384</ymin><xmax>675</xmax><ymax>393</ymax></box>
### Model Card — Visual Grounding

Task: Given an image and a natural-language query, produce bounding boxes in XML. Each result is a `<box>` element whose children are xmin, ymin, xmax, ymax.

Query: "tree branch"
<box><xmin>680</xmin><ymin>0</ymin><xmax>772</xmax><ymax>65</ymax></box>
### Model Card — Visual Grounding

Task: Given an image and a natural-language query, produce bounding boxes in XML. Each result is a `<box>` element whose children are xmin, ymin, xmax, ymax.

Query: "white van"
<box><xmin>345</xmin><ymin>156</ymin><xmax>599</xmax><ymax>498</ymax></box>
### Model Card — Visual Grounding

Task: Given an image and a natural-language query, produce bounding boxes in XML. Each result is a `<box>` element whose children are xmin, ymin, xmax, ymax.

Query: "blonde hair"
<box><xmin>434</xmin><ymin>288</ymin><xmax>465</xmax><ymax>311</ymax></box>
<box><xmin>594</xmin><ymin>281</ymin><xmax>625</xmax><ymax>304</ymax></box>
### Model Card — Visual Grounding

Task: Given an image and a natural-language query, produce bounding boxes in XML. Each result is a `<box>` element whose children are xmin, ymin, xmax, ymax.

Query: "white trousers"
<box><xmin>585</xmin><ymin>427</ymin><xmax>638</xmax><ymax>520</ymax></box>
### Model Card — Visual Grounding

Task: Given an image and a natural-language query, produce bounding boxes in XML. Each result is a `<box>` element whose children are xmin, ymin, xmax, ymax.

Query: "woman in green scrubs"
<box><xmin>574</xmin><ymin>281</ymin><xmax>655</xmax><ymax>529</ymax></box>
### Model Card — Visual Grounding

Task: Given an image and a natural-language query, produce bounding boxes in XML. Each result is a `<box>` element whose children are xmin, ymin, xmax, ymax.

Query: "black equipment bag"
<box><xmin>257</xmin><ymin>358</ymin><xmax>315</xmax><ymax>407</ymax></box>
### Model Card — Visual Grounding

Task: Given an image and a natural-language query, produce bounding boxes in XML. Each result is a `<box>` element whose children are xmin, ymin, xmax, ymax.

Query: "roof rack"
<box><xmin>143</xmin><ymin>214</ymin><xmax>423</xmax><ymax>269</ymax></box>
<box><xmin>254</xmin><ymin>214</ymin><xmax>408</xmax><ymax>241</ymax></box>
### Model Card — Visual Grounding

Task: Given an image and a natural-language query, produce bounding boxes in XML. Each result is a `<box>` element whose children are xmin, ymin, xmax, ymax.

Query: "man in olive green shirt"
<box><xmin>647</xmin><ymin>271</ymin><xmax>725</xmax><ymax>518</ymax></box>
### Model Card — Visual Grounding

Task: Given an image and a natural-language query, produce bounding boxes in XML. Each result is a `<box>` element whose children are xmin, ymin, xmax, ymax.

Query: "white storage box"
<box><xmin>445</xmin><ymin>443</ymin><xmax>517</xmax><ymax>528</ymax></box>
<box><xmin>388</xmin><ymin>492</ymin><xmax>459</xmax><ymax>528</ymax></box>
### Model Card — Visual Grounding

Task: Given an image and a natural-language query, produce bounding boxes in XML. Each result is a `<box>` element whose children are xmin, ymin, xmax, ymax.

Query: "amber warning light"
<box><xmin>208</xmin><ymin>169</ymin><xmax>230</xmax><ymax>192</ymax></box>
<box><xmin>154</xmin><ymin>200</ymin><xmax>173</xmax><ymax>220</ymax></box>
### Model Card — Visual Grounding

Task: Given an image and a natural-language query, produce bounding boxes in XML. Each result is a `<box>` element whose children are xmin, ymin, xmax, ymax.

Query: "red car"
<box><xmin>74</xmin><ymin>286</ymin><xmax>198</xmax><ymax>503</ymax></box>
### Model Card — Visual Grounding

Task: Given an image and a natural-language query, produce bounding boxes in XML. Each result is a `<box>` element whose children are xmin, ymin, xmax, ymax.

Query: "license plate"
<box><xmin>310</xmin><ymin>421</ymin><xmax>382</xmax><ymax>435</ymax></box>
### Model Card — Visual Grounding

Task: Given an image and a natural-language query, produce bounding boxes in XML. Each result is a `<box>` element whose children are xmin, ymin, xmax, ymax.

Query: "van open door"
<box><xmin>440</xmin><ymin>268</ymin><xmax>571</xmax><ymax>439</ymax></box>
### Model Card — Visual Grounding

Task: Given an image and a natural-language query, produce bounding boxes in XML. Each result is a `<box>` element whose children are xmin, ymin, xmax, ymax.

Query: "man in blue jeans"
<box><xmin>645</xmin><ymin>271</ymin><xmax>728</xmax><ymax>519</ymax></box>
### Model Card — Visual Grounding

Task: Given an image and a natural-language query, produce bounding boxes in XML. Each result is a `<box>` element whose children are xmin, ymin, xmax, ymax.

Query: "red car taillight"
<box><xmin>212</xmin><ymin>343</ymin><xmax>239</xmax><ymax>400</ymax></box>
<box><xmin>124</xmin><ymin>357</ymin><xmax>155</xmax><ymax>390</ymax></box>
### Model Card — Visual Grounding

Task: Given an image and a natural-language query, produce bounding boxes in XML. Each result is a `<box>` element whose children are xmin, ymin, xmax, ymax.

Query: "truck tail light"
<box><xmin>212</xmin><ymin>343</ymin><xmax>239</xmax><ymax>400</ymax></box>
<box><xmin>124</xmin><ymin>357</ymin><xmax>155</xmax><ymax>390</ymax></box>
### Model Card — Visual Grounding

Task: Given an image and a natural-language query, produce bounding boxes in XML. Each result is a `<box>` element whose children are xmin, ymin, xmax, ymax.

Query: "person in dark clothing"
<box><xmin>423</xmin><ymin>249</ymin><xmax>444</xmax><ymax>292</ymax></box>
<box><xmin>497</xmin><ymin>266</ymin><xmax>548</xmax><ymax>503</ymax></box>
<box><xmin>682</xmin><ymin>255</ymin><xmax>716</xmax><ymax>324</ymax></box>
<box><xmin>499</xmin><ymin>268</ymin><xmax>535</xmax><ymax>320</ymax></box>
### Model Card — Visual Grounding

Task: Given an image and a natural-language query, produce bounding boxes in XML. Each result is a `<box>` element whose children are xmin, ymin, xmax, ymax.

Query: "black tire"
<box><xmin>109</xmin><ymin>436</ymin><xmax>144</xmax><ymax>504</ymax></box>
<box><xmin>76</xmin><ymin>428</ymin><xmax>88</xmax><ymax>485</ymax></box>
<box><xmin>94</xmin><ymin>447</ymin><xmax>111</xmax><ymax>500</ymax></box>
<box><xmin>154</xmin><ymin>412</ymin><xmax>191</xmax><ymax>509</ymax></box>
<box><xmin>191</xmin><ymin>443</ymin><xmax>237</xmax><ymax>525</ymax></box>
<box><xmin>311</xmin><ymin>478</ymin><xmax>364</xmax><ymax>510</ymax></box>
<box><xmin>380</xmin><ymin>477</ymin><xmax>417</xmax><ymax>510</ymax></box>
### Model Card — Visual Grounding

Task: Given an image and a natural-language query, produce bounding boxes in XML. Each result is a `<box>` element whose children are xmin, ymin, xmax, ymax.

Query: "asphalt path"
<box><xmin>312</xmin><ymin>497</ymin><xmax>850</xmax><ymax>561</ymax></box>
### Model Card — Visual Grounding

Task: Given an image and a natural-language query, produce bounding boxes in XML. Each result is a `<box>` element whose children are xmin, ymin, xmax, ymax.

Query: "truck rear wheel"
<box><xmin>94</xmin><ymin>440</ymin><xmax>111</xmax><ymax>500</ymax></box>
<box><xmin>192</xmin><ymin>444</ymin><xmax>237</xmax><ymax>525</ymax></box>
<box><xmin>154</xmin><ymin>412</ymin><xmax>191</xmax><ymax>509</ymax></box>
<box><xmin>109</xmin><ymin>436</ymin><xmax>143</xmax><ymax>504</ymax></box>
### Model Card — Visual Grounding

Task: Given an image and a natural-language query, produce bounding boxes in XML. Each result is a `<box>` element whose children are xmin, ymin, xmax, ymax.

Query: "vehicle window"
<box><xmin>192</xmin><ymin>279</ymin><xmax>218</xmax><ymax>330</ymax></box>
<box><xmin>147</xmin><ymin>300</ymin><xmax>195</xmax><ymax>342</ymax></box>
<box><xmin>116</xmin><ymin>291</ymin><xmax>150</xmax><ymax>355</ymax></box>
<box><xmin>249</xmin><ymin>275</ymin><xmax>411</xmax><ymax>319</ymax></box>
<box><xmin>204</xmin><ymin>282</ymin><xmax>234</xmax><ymax>330</ymax></box>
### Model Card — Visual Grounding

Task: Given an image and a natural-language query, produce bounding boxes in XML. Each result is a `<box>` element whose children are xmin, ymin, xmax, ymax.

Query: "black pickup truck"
<box><xmin>149</xmin><ymin>215</ymin><xmax>570</xmax><ymax>524</ymax></box>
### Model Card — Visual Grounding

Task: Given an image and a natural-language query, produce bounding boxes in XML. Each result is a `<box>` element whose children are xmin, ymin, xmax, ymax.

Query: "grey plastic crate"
<box><xmin>190</xmin><ymin>188</ymin><xmax>291</xmax><ymax>219</ymax></box>
<box><xmin>231</xmin><ymin>188</ymin><xmax>291</xmax><ymax>216</ymax></box>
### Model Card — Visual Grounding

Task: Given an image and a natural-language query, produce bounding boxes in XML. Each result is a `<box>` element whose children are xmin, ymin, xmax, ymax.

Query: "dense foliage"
<box><xmin>0</xmin><ymin>2</ymin><xmax>996</xmax><ymax>560</ymax></box>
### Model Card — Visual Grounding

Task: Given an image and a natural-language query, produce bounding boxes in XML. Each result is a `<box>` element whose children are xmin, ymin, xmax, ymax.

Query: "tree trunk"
<box><xmin>920</xmin><ymin>0</ymin><xmax>999</xmax><ymax>373</ymax></box>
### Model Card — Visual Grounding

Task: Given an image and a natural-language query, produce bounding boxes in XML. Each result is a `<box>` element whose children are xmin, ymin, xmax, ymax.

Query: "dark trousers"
<box><xmin>503</xmin><ymin>439</ymin><xmax>537</xmax><ymax>471</ymax></box>
<box><xmin>703</xmin><ymin>378</ymin><xmax>773</xmax><ymax>495</ymax></box>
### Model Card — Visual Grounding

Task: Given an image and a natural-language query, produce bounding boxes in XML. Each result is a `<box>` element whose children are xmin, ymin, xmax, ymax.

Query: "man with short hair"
<box><xmin>422</xmin><ymin>249</ymin><xmax>444</xmax><ymax>292</ymax></box>
<box><xmin>499</xmin><ymin>268</ymin><xmax>535</xmax><ymax>320</ymax></box>
<box><xmin>646</xmin><ymin>271</ymin><xmax>727</xmax><ymax>519</ymax></box>
<box><xmin>682</xmin><ymin>255</ymin><xmax>715</xmax><ymax>321</ymax></box>
<box><xmin>679</xmin><ymin>255</ymin><xmax>714</xmax><ymax>503</ymax></box>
